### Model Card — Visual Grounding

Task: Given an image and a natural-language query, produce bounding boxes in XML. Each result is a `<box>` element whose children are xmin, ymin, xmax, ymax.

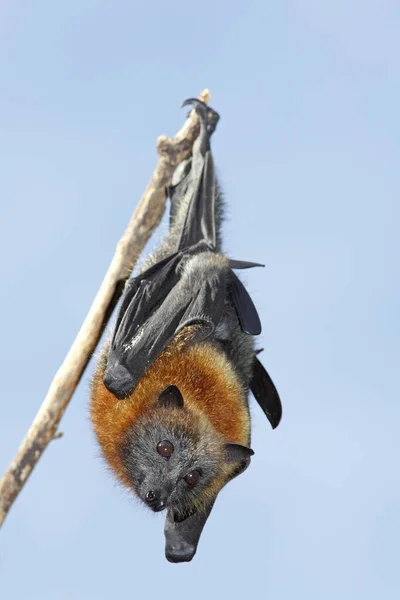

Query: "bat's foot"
<box><xmin>181</xmin><ymin>97</ymin><xmax>220</xmax><ymax>136</ymax></box>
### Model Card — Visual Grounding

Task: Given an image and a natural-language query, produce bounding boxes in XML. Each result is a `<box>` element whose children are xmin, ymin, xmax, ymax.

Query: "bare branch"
<box><xmin>0</xmin><ymin>88</ymin><xmax>211</xmax><ymax>528</ymax></box>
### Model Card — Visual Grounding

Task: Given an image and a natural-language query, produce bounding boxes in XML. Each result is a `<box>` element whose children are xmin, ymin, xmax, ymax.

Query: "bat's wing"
<box><xmin>250</xmin><ymin>356</ymin><xmax>282</xmax><ymax>429</ymax></box>
<box><xmin>230</xmin><ymin>271</ymin><xmax>262</xmax><ymax>335</ymax></box>
<box><xmin>103</xmin><ymin>250</ymin><xmax>227</xmax><ymax>398</ymax></box>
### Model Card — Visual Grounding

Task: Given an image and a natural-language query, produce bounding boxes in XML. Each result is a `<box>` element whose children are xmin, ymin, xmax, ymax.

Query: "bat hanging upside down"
<box><xmin>90</xmin><ymin>98</ymin><xmax>282</xmax><ymax>563</ymax></box>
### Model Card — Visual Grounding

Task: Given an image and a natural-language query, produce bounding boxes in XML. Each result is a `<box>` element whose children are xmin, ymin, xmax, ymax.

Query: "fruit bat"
<box><xmin>90</xmin><ymin>98</ymin><xmax>282</xmax><ymax>563</ymax></box>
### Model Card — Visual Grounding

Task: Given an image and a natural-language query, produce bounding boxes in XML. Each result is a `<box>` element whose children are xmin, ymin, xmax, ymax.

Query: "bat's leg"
<box><xmin>166</xmin><ymin>163</ymin><xmax>225</xmax><ymax>254</ymax></box>
<box><xmin>169</xmin><ymin>100</ymin><xmax>220</xmax><ymax>232</ymax></box>
<box><xmin>173</xmin><ymin>99</ymin><xmax>222</xmax><ymax>252</ymax></box>
<box><xmin>141</xmin><ymin>101</ymin><xmax>224</xmax><ymax>271</ymax></box>
<box><xmin>167</xmin><ymin>100</ymin><xmax>223</xmax><ymax>253</ymax></box>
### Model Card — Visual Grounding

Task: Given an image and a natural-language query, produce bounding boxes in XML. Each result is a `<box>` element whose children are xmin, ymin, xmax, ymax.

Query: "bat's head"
<box><xmin>120</xmin><ymin>384</ymin><xmax>254</xmax><ymax>520</ymax></box>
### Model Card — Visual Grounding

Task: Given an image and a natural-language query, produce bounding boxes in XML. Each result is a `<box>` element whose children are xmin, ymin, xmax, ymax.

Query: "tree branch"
<box><xmin>0</xmin><ymin>88</ymin><xmax>211</xmax><ymax>528</ymax></box>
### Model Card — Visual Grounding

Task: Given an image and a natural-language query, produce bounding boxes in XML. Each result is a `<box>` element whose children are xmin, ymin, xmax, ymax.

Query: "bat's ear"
<box><xmin>224</xmin><ymin>443</ymin><xmax>254</xmax><ymax>464</ymax></box>
<box><xmin>158</xmin><ymin>385</ymin><xmax>184</xmax><ymax>409</ymax></box>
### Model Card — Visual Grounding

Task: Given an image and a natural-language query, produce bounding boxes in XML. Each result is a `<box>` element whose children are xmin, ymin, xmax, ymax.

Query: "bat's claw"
<box><xmin>181</xmin><ymin>97</ymin><xmax>208</xmax><ymax>110</ymax></box>
<box><xmin>181</xmin><ymin>97</ymin><xmax>220</xmax><ymax>135</ymax></box>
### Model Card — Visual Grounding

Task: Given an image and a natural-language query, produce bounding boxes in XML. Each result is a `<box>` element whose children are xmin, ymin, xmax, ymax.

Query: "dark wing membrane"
<box><xmin>111</xmin><ymin>252</ymin><xmax>180</xmax><ymax>340</ymax></box>
<box><xmin>249</xmin><ymin>357</ymin><xmax>282</xmax><ymax>429</ymax></box>
<box><xmin>230</xmin><ymin>271</ymin><xmax>262</xmax><ymax>335</ymax></box>
<box><xmin>103</xmin><ymin>254</ymin><xmax>182</xmax><ymax>398</ymax></box>
<box><xmin>175</xmin><ymin>266</ymin><xmax>227</xmax><ymax>341</ymax></box>
<box><xmin>103</xmin><ymin>253</ymin><xmax>227</xmax><ymax>398</ymax></box>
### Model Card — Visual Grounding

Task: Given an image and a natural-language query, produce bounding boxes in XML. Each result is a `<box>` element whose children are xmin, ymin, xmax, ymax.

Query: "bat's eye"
<box><xmin>184</xmin><ymin>470</ymin><xmax>200</xmax><ymax>487</ymax></box>
<box><xmin>157</xmin><ymin>440</ymin><xmax>174</xmax><ymax>458</ymax></box>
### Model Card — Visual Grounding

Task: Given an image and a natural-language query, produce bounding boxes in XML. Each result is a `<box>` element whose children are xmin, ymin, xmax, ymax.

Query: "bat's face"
<box><xmin>120</xmin><ymin>406</ymin><xmax>224</xmax><ymax>518</ymax></box>
<box><xmin>119</xmin><ymin>385</ymin><xmax>253</xmax><ymax>520</ymax></box>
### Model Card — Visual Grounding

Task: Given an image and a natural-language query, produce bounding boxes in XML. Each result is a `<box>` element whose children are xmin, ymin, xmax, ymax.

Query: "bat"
<box><xmin>90</xmin><ymin>98</ymin><xmax>282</xmax><ymax>562</ymax></box>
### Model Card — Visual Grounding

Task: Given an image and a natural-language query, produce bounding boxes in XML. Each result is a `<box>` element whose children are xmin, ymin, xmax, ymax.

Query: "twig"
<box><xmin>0</xmin><ymin>88</ymin><xmax>211</xmax><ymax>528</ymax></box>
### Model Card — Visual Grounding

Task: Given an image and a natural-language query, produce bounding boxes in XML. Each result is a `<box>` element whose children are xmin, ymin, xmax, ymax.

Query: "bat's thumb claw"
<box><xmin>103</xmin><ymin>363</ymin><xmax>135</xmax><ymax>399</ymax></box>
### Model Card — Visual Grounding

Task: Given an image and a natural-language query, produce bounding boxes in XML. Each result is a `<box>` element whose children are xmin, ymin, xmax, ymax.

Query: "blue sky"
<box><xmin>0</xmin><ymin>1</ymin><xmax>399</xmax><ymax>598</ymax></box>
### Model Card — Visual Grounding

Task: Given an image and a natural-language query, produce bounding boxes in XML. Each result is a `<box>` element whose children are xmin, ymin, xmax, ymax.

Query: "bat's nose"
<box><xmin>103</xmin><ymin>363</ymin><xmax>135</xmax><ymax>398</ymax></box>
<box><xmin>145</xmin><ymin>490</ymin><xmax>167</xmax><ymax>512</ymax></box>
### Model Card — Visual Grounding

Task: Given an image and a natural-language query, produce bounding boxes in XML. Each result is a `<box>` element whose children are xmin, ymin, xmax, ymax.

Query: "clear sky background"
<box><xmin>0</xmin><ymin>1</ymin><xmax>399</xmax><ymax>598</ymax></box>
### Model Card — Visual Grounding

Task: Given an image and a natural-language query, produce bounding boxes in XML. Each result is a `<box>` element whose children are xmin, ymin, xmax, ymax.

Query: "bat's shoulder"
<box><xmin>179</xmin><ymin>249</ymin><xmax>230</xmax><ymax>280</ymax></box>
